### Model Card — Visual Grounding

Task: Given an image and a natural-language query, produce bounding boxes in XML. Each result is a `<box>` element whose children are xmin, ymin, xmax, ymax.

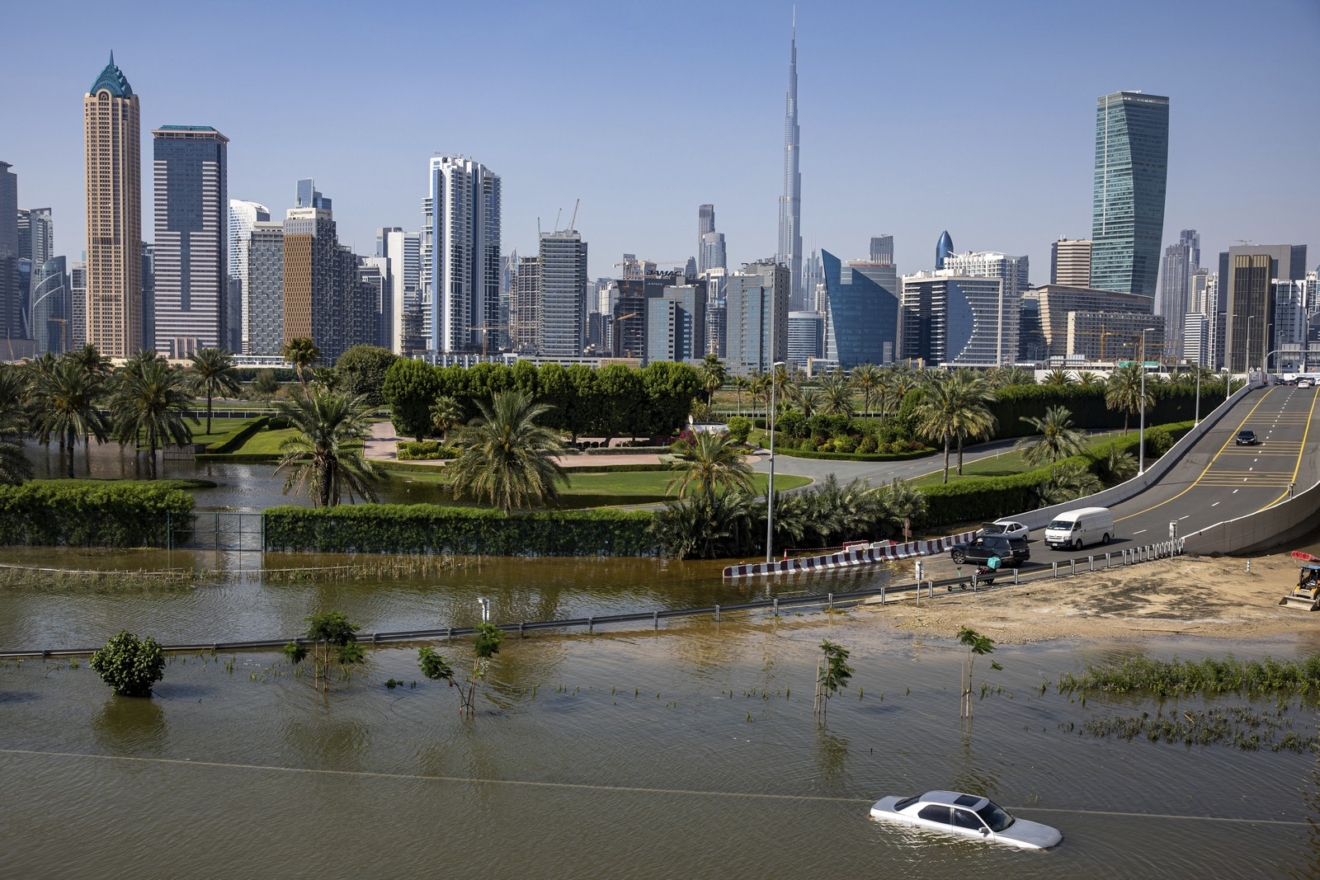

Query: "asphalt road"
<box><xmin>1013</xmin><ymin>384</ymin><xmax>1320</xmax><ymax>569</ymax></box>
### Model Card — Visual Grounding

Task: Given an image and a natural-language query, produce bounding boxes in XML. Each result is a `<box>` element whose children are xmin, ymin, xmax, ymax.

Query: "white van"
<box><xmin>1044</xmin><ymin>507</ymin><xmax>1115</xmax><ymax>551</ymax></box>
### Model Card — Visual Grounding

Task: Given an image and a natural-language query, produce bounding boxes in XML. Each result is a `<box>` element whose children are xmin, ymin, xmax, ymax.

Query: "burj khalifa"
<box><xmin>777</xmin><ymin>19</ymin><xmax>803</xmax><ymax>309</ymax></box>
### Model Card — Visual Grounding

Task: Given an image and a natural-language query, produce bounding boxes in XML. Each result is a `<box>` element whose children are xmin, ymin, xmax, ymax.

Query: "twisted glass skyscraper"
<box><xmin>1090</xmin><ymin>91</ymin><xmax>1169</xmax><ymax>298</ymax></box>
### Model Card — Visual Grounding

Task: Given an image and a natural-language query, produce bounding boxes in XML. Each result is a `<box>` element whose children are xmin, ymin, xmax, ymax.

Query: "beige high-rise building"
<box><xmin>1050</xmin><ymin>239</ymin><xmax>1092</xmax><ymax>288</ymax></box>
<box><xmin>84</xmin><ymin>53</ymin><xmax>142</xmax><ymax>358</ymax></box>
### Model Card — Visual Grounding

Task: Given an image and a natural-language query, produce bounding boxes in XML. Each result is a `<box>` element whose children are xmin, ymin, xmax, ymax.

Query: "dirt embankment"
<box><xmin>866</xmin><ymin>552</ymin><xmax>1320</xmax><ymax>644</ymax></box>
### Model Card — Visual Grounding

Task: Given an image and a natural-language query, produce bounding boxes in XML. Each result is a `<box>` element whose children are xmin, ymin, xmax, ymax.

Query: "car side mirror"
<box><xmin>980</xmin><ymin>827</ymin><xmax>989</xmax><ymax>835</ymax></box>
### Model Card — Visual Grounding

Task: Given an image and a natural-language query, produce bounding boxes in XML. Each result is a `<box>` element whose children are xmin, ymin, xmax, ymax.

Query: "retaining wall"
<box><xmin>1182</xmin><ymin>477</ymin><xmax>1320</xmax><ymax>556</ymax></box>
<box><xmin>723</xmin><ymin>528</ymin><xmax>978</xmax><ymax>578</ymax></box>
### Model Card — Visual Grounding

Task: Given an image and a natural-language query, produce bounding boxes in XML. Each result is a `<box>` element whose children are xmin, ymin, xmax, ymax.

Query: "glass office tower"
<box><xmin>1090</xmin><ymin>91</ymin><xmax>1169</xmax><ymax>299</ymax></box>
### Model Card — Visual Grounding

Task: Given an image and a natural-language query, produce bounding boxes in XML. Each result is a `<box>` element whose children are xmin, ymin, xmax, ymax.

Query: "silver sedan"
<box><xmin>870</xmin><ymin>790</ymin><xmax>1062</xmax><ymax>850</ymax></box>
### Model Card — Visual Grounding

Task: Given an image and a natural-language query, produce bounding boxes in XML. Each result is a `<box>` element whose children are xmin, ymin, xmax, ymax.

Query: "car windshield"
<box><xmin>1047</xmin><ymin>519</ymin><xmax>1072</xmax><ymax>531</ymax></box>
<box><xmin>975</xmin><ymin>801</ymin><xmax>1014</xmax><ymax>832</ymax></box>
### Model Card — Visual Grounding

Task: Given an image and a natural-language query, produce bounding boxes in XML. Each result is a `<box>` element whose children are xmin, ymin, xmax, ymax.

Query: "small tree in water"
<box><xmin>957</xmin><ymin>626</ymin><xmax>997</xmax><ymax>720</ymax></box>
<box><xmin>90</xmin><ymin>631</ymin><xmax>166</xmax><ymax>697</ymax></box>
<box><xmin>284</xmin><ymin>611</ymin><xmax>364</xmax><ymax>692</ymax></box>
<box><xmin>813</xmin><ymin>640</ymin><xmax>853</xmax><ymax>724</ymax></box>
<box><xmin>418</xmin><ymin>622</ymin><xmax>504</xmax><ymax>719</ymax></box>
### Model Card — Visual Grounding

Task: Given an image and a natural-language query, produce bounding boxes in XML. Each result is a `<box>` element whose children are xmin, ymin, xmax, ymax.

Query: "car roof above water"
<box><xmin>919</xmin><ymin>790</ymin><xmax>989</xmax><ymax>809</ymax></box>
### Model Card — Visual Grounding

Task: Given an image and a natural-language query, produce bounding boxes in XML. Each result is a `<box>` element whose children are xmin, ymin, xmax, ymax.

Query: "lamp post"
<box><xmin>1246</xmin><ymin>315</ymin><xmax>1254</xmax><ymax>382</ymax></box>
<box><xmin>765</xmin><ymin>360</ymin><xmax>787</xmax><ymax>563</ymax></box>
<box><xmin>1138</xmin><ymin>327</ymin><xmax>1155</xmax><ymax>475</ymax></box>
<box><xmin>1194</xmin><ymin>341</ymin><xmax>1202</xmax><ymax>427</ymax></box>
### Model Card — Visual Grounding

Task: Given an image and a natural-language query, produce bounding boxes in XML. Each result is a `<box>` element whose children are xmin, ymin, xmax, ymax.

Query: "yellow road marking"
<box><xmin>1116</xmin><ymin>389</ymin><xmax>1277</xmax><ymax>523</ymax></box>
<box><xmin>1258</xmin><ymin>386</ymin><xmax>1320</xmax><ymax>510</ymax></box>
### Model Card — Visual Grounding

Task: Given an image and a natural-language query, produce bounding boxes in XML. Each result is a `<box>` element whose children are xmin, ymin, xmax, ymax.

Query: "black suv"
<box><xmin>1236</xmin><ymin>430</ymin><xmax>1258</xmax><ymax>446</ymax></box>
<box><xmin>949</xmin><ymin>534</ymin><xmax>1030</xmax><ymax>567</ymax></box>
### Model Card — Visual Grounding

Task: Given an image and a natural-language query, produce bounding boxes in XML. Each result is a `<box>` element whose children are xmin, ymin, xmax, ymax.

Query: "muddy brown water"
<box><xmin>2</xmin><ymin>608</ymin><xmax>1318</xmax><ymax>877</ymax></box>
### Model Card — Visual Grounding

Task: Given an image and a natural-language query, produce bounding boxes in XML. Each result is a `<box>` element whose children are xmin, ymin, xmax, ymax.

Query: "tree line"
<box><xmin>383</xmin><ymin>358</ymin><xmax>703</xmax><ymax>443</ymax></box>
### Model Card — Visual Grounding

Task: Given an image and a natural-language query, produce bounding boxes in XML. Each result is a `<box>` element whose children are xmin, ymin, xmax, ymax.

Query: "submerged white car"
<box><xmin>870</xmin><ymin>790</ymin><xmax>1062</xmax><ymax>850</ymax></box>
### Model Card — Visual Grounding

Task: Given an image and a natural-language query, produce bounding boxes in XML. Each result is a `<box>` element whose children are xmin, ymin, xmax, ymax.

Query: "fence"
<box><xmin>0</xmin><ymin>537</ymin><xmax>1187</xmax><ymax>659</ymax></box>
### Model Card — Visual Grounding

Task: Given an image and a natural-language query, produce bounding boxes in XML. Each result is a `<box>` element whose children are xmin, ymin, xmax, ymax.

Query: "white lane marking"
<box><xmin>1133</xmin><ymin>529</ymin><xmax>1147</xmax><ymax>535</ymax></box>
<box><xmin>1234</xmin><ymin>489</ymin><xmax>1240</xmax><ymax>493</ymax></box>
<box><xmin>1179</xmin><ymin>515</ymin><xmax>1190</xmax><ymax>520</ymax></box>
<box><xmin>1211</xmin><ymin>501</ymin><xmax>1221</xmax><ymax>507</ymax></box>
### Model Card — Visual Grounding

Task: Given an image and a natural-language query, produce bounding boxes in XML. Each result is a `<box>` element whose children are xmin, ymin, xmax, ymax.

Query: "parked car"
<box><xmin>1236</xmin><ymin>430</ymin><xmax>1258</xmax><ymax>446</ymax></box>
<box><xmin>1043</xmin><ymin>507</ymin><xmax>1114</xmax><ymax>551</ymax></box>
<box><xmin>869</xmin><ymin>790</ymin><xmax>1062</xmax><ymax>850</ymax></box>
<box><xmin>949</xmin><ymin>534</ymin><xmax>1029</xmax><ymax>567</ymax></box>
<box><xmin>1299</xmin><ymin>378</ymin><xmax>1315</xmax><ymax>388</ymax></box>
<box><xmin>978</xmin><ymin>520</ymin><xmax>1029</xmax><ymax>541</ymax></box>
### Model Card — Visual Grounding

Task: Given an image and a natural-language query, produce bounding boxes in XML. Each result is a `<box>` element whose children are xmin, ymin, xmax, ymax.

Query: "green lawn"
<box><xmin>909</xmin><ymin>431</ymin><xmax>1122</xmax><ymax>486</ymax></box>
<box><xmin>231</xmin><ymin>427</ymin><xmax>301</xmax><ymax>455</ymax></box>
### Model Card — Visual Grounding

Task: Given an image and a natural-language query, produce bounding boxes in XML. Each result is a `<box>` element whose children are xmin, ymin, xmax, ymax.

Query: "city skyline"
<box><xmin>2</xmin><ymin>0</ymin><xmax>1315</xmax><ymax>292</ymax></box>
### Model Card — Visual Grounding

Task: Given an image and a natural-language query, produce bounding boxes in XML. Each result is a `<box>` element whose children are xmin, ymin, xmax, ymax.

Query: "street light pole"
<box><xmin>765</xmin><ymin>360</ymin><xmax>786</xmax><ymax>563</ymax></box>
<box><xmin>1246</xmin><ymin>315</ymin><xmax>1254</xmax><ymax>382</ymax></box>
<box><xmin>1194</xmin><ymin>343</ymin><xmax>1202</xmax><ymax>427</ymax></box>
<box><xmin>1139</xmin><ymin>327</ymin><xmax>1154</xmax><ymax>475</ymax></box>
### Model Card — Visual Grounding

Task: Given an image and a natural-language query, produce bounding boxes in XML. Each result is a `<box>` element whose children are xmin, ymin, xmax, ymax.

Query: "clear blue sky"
<box><xmin>5</xmin><ymin>0</ymin><xmax>1318</xmax><ymax>282</ymax></box>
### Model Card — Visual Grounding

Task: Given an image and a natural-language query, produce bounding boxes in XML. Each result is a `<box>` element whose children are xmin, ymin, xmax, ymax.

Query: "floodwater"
<box><xmin>2</xmin><ymin>615</ymin><xmax>1317</xmax><ymax>878</ymax></box>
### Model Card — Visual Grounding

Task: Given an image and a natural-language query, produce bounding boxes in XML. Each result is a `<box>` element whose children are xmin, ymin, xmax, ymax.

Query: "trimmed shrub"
<box><xmin>1145</xmin><ymin>425</ymin><xmax>1174</xmax><ymax>458</ymax></box>
<box><xmin>726</xmin><ymin>416</ymin><xmax>752</xmax><ymax>444</ymax></box>
<box><xmin>90</xmin><ymin>631</ymin><xmax>166</xmax><ymax>697</ymax></box>
<box><xmin>0</xmin><ymin>481</ymin><xmax>194</xmax><ymax>548</ymax></box>
<box><xmin>776</xmin><ymin>444</ymin><xmax>933</xmax><ymax>462</ymax></box>
<box><xmin>397</xmin><ymin>440</ymin><xmax>460</xmax><ymax>461</ymax></box>
<box><xmin>263</xmin><ymin>505</ymin><xmax>661</xmax><ymax>556</ymax></box>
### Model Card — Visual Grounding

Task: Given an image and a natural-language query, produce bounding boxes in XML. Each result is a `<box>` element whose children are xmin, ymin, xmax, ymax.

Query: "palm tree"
<box><xmin>274</xmin><ymin>387</ymin><xmax>379</xmax><ymax>507</ymax></box>
<box><xmin>1015</xmin><ymin>405</ymin><xmax>1087</xmax><ymax>470</ymax></box>
<box><xmin>731</xmin><ymin>375</ymin><xmax>750</xmax><ymax>416</ymax></box>
<box><xmin>667</xmin><ymin>430</ymin><xmax>755</xmax><ymax>499</ymax></box>
<box><xmin>0</xmin><ymin>371</ymin><xmax>32</xmax><ymax>486</ymax></box>
<box><xmin>795</xmin><ymin>387</ymin><xmax>821</xmax><ymax>419</ymax></box>
<box><xmin>698</xmin><ymin>353</ymin><xmax>727</xmax><ymax>405</ymax></box>
<box><xmin>949</xmin><ymin>370</ymin><xmax>998</xmax><ymax>474</ymax></box>
<box><xmin>447</xmin><ymin>389</ymin><xmax>568</xmax><ymax>513</ymax></box>
<box><xmin>282</xmin><ymin>337</ymin><xmax>321</xmax><ymax>388</ymax></box>
<box><xmin>69</xmin><ymin>343</ymin><xmax>110</xmax><ymax>377</ymax></box>
<box><xmin>749</xmin><ymin>372</ymin><xmax>771</xmax><ymax>417</ymax></box>
<box><xmin>429</xmin><ymin>395</ymin><xmax>464</xmax><ymax>442</ymax></box>
<box><xmin>1038</xmin><ymin>461</ymin><xmax>1104</xmax><ymax>505</ymax></box>
<box><xmin>1098</xmin><ymin>446</ymin><xmax>1138</xmax><ymax>485</ymax></box>
<box><xmin>1043</xmin><ymin>368</ymin><xmax>1075</xmax><ymax>386</ymax></box>
<box><xmin>31</xmin><ymin>357</ymin><xmax>109</xmax><ymax>478</ymax></box>
<box><xmin>851</xmin><ymin>364</ymin><xmax>881</xmax><ymax>415</ymax></box>
<box><xmin>1104</xmin><ymin>363</ymin><xmax>1149</xmax><ymax>433</ymax></box>
<box><xmin>188</xmin><ymin>348</ymin><xmax>240</xmax><ymax>435</ymax></box>
<box><xmin>912</xmin><ymin>372</ymin><xmax>997</xmax><ymax>483</ymax></box>
<box><xmin>879</xmin><ymin>478</ymin><xmax>926</xmax><ymax>541</ymax></box>
<box><xmin>820</xmin><ymin>371</ymin><xmax>855</xmax><ymax>417</ymax></box>
<box><xmin>110</xmin><ymin>354</ymin><xmax>195</xmax><ymax>479</ymax></box>
<box><xmin>991</xmin><ymin>365</ymin><xmax>1036</xmax><ymax>388</ymax></box>
<box><xmin>1075</xmin><ymin>370</ymin><xmax>1102</xmax><ymax>387</ymax></box>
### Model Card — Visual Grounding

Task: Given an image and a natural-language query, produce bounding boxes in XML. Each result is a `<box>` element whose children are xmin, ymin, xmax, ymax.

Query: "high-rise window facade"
<box><xmin>538</xmin><ymin>231</ymin><xmax>587</xmax><ymax>359</ymax></box>
<box><xmin>1050</xmin><ymin>239</ymin><xmax>1092</xmax><ymax>287</ymax></box>
<box><xmin>899</xmin><ymin>271</ymin><xmax>1013</xmax><ymax>368</ymax></box>
<box><xmin>231</xmin><ymin>200</ymin><xmax>270</xmax><ymax>354</ymax></box>
<box><xmin>246</xmin><ymin>221</ymin><xmax>284</xmax><ymax>355</ymax></box>
<box><xmin>821</xmin><ymin>250</ymin><xmax>897</xmax><ymax>368</ymax></box>
<box><xmin>153</xmin><ymin>125</ymin><xmax>228</xmax><ymax>356</ymax></box>
<box><xmin>84</xmin><ymin>54</ymin><xmax>142</xmax><ymax>357</ymax></box>
<box><xmin>1158</xmin><ymin>229</ymin><xmax>1199</xmax><ymax>361</ymax></box>
<box><xmin>1090</xmin><ymin>91</ymin><xmax>1169</xmax><ymax>299</ymax></box>
<box><xmin>421</xmin><ymin>156</ymin><xmax>500</xmax><ymax>353</ymax></box>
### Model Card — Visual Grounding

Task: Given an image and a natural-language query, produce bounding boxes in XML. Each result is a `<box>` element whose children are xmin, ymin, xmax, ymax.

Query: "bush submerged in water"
<box><xmin>90</xmin><ymin>631</ymin><xmax>166</xmax><ymax>697</ymax></box>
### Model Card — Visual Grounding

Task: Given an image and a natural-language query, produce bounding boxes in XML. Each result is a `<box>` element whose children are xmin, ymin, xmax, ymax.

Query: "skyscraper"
<box><xmin>700</xmin><ymin>232</ymin><xmax>727</xmax><ymax>275</ymax></box>
<box><xmin>538</xmin><ymin>229</ymin><xmax>588</xmax><ymax>359</ymax></box>
<box><xmin>1158</xmin><ymin>229</ymin><xmax>1199</xmax><ymax>362</ymax></box>
<box><xmin>282</xmin><ymin>179</ymin><xmax>367</xmax><ymax>361</ymax></box>
<box><xmin>0</xmin><ymin>162</ymin><xmax>19</xmax><ymax>342</ymax></box>
<box><xmin>698</xmin><ymin>204</ymin><xmax>715</xmax><ymax>243</ymax></box>
<box><xmin>17</xmin><ymin>207</ymin><xmax>53</xmax><ymax>267</ymax></box>
<box><xmin>421</xmin><ymin>155</ymin><xmax>501</xmax><ymax>353</ymax></box>
<box><xmin>230</xmin><ymin>199</ymin><xmax>270</xmax><ymax>354</ymax></box>
<box><xmin>726</xmin><ymin>260</ymin><xmax>789</xmax><ymax>376</ymax></box>
<box><xmin>377</xmin><ymin>227</ymin><xmax>420</xmax><ymax>355</ymax></box>
<box><xmin>31</xmin><ymin>257</ymin><xmax>70</xmax><ymax>355</ymax></box>
<box><xmin>246</xmin><ymin>221</ymin><xmax>284</xmax><ymax>356</ymax></box>
<box><xmin>776</xmin><ymin>22</ymin><xmax>803</xmax><ymax>309</ymax></box>
<box><xmin>510</xmin><ymin>255</ymin><xmax>540</xmax><ymax>354</ymax></box>
<box><xmin>84</xmin><ymin>53</ymin><xmax>142</xmax><ymax>357</ymax></box>
<box><xmin>1090</xmin><ymin>91</ymin><xmax>1169</xmax><ymax>299</ymax></box>
<box><xmin>1224</xmin><ymin>244</ymin><xmax>1308</xmax><ymax>372</ymax></box>
<box><xmin>1050</xmin><ymin>238</ymin><xmax>1092</xmax><ymax>287</ymax></box>
<box><xmin>152</xmin><ymin>125</ymin><xmax>229</xmax><ymax>356</ymax></box>
<box><xmin>869</xmin><ymin>235</ymin><xmax>894</xmax><ymax>265</ymax></box>
<box><xmin>899</xmin><ymin>271</ymin><xmax>1014</xmax><ymax>368</ymax></box>
<box><xmin>935</xmin><ymin>231</ymin><xmax>954</xmax><ymax>270</ymax></box>
<box><xmin>939</xmin><ymin>251</ymin><xmax>1030</xmax><ymax>303</ymax></box>
<box><xmin>821</xmin><ymin>250</ymin><xmax>898</xmax><ymax>368</ymax></box>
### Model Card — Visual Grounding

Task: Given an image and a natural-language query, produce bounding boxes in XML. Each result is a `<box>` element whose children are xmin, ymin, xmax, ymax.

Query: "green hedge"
<box><xmin>397</xmin><ymin>440</ymin><xmax>460</xmax><ymax>461</ymax></box>
<box><xmin>263</xmin><ymin>504</ymin><xmax>661</xmax><ymax>556</ymax></box>
<box><xmin>205</xmin><ymin>417</ymin><xmax>269</xmax><ymax>454</ymax></box>
<box><xmin>0</xmin><ymin>481</ymin><xmax>195</xmax><ymax>547</ymax></box>
<box><xmin>775</xmin><ymin>445</ymin><xmax>936</xmax><ymax>463</ymax></box>
<box><xmin>917</xmin><ymin>422</ymin><xmax>1194</xmax><ymax>528</ymax></box>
